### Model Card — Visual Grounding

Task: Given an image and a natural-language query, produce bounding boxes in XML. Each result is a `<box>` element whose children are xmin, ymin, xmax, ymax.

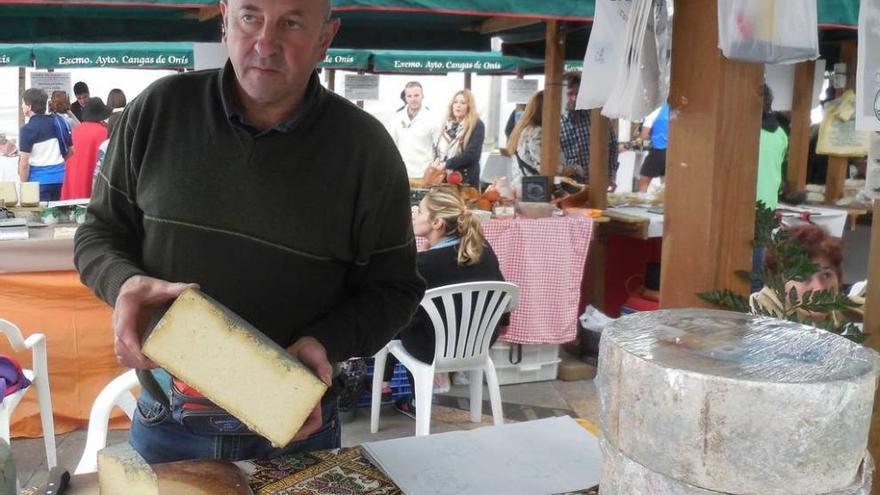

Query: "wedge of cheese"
<box><xmin>142</xmin><ymin>289</ymin><xmax>328</xmax><ymax>447</ymax></box>
<box><xmin>98</xmin><ymin>443</ymin><xmax>158</xmax><ymax>495</ymax></box>
<box><xmin>19</xmin><ymin>182</ymin><xmax>39</xmax><ymax>206</ymax></box>
<box><xmin>0</xmin><ymin>182</ymin><xmax>16</xmax><ymax>207</ymax></box>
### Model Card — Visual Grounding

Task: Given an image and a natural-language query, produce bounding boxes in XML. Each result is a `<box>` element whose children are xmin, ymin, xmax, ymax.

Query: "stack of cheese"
<box><xmin>596</xmin><ymin>309</ymin><xmax>878</xmax><ymax>494</ymax></box>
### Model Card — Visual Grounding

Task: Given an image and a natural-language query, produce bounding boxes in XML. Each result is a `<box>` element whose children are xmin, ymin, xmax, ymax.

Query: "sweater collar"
<box><xmin>218</xmin><ymin>59</ymin><xmax>324</xmax><ymax>135</ymax></box>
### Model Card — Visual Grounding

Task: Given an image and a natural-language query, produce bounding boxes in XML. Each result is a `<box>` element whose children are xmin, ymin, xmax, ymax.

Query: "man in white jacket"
<box><xmin>387</xmin><ymin>82</ymin><xmax>439</xmax><ymax>179</ymax></box>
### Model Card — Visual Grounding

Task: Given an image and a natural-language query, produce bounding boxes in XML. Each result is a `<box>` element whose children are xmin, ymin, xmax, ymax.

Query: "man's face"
<box><xmin>404</xmin><ymin>87</ymin><xmax>423</xmax><ymax>112</ymax></box>
<box><xmin>220</xmin><ymin>0</ymin><xmax>339</xmax><ymax>106</ymax></box>
<box><xmin>76</xmin><ymin>92</ymin><xmax>89</xmax><ymax>108</ymax></box>
<box><xmin>566</xmin><ymin>83</ymin><xmax>579</xmax><ymax>112</ymax></box>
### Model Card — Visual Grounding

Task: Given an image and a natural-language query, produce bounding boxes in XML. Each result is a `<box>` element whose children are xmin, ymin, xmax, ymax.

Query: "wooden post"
<box><xmin>863</xmin><ymin>201</ymin><xmax>880</xmax><ymax>495</ymax></box>
<box><xmin>589</xmin><ymin>110</ymin><xmax>609</xmax><ymax>210</ymax></box>
<box><xmin>826</xmin><ymin>39</ymin><xmax>859</xmax><ymax>205</ymax></box>
<box><xmin>786</xmin><ymin>61</ymin><xmax>815</xmax><ymax>192</ymax></box>
<box><xmin>541</xmin><ymin>20</ymin><xmax>564</xmax><ymax>178</ymax></box>
<box><xmin>17</xmin><ymin>67</ymin><xmax>25</xmax><ymax>128</ymax></box>
<box><xmin>326</xmin><ymin>68</ymin><xmax>336</xmax><ymax>92</ymax></box>
<box><xmin>464</xmin><ymin>72</ymin><xmax>472</xmax><ymax>90</ymax></box>
<box><xmin>660</xmin><ymin>0</ymin><xmax>763</xmax><ymax>308</ymax></box>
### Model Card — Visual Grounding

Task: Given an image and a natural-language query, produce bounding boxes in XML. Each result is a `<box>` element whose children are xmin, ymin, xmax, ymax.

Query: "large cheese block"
<box><xmin>0</xmin><ymin>182</ymin><xmax>16</xmax><ymax>206</ymax></box>
<box><xmin>599</xmin><ymin>440</ymin><xmax>874</xmax><ymax>495</ymax></box>
<box><xmin>19</xmin><ymin>182</ymin><xmax>39</xmax><ymax>206</ymax></box>
<box><xmin>98</xmin><ymin>442</ymin><xmax>158</xmax><ymax>495</ymax></box>
<box><xmin>142</xmin><ymin>289</ymin><xmax>328</xmax><ymax>447</ymax></box>
<box><xmin>597</xmin><ymin>309</ymin><xmax>879</xmax><ymax>495</ymax></box>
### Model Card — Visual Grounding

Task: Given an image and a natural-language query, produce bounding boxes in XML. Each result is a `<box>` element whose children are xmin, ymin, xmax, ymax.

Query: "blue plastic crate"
<box><xmin>355</xmin><ymin>360</ymin><xmax>412</xmax><ymax>407</ymax></box>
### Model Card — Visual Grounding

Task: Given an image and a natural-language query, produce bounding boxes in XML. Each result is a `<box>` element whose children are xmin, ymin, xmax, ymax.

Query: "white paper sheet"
<box><xmin>362</xmin><ymin>416</ymin><xmax>601</xmax><ymax>495</ymax></box>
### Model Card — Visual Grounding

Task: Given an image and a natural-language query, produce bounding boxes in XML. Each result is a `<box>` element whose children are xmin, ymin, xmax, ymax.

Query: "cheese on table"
<box><xmin>597</xmin><ymin>309</ymin><xmax>879</xmax><ymax>495</ymax></box>
<box><xmin>19</xmin><ymin>182</ymin><xmax>38</xmax><ymax>206</ymax></box>
<box><xmin>0</xmin><ymin>182</ymin><xmax>16</xmax><ymax>206</ymax></box>
<box><xmin>600</xmin><ymin>440</ymin><xmax>874</xmax><ymax>495</ymax></box>
<box><xmin>142</xmin><ymin>289</ymin><xmax>328</xmax><ymax>447</ymax></box>
<box><xmin>98</xmin><ymin>443</ymin><xmax>158</xmax><ymax>495</ymax></box>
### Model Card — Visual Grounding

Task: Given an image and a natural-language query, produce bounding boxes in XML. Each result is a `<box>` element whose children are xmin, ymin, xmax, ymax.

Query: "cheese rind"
<box><xmin>154</xmin><ymin>460</ymin><xmax>253</xmax><ymax>494</ymax></box>
<box><xmin>98</xmin><ymin>442</ymin><xmax>158</xmax><ymax>495</ymax></box>
<box><xmin>600</xmin><ymin>440</ymin><xmax>874</xmax><ymax>495</ymax></box>
<box><xmin>597</xmin><ymin>309</ymin><xmax>879</xmax><ymax>494</ymax></box>
<box><xmin>142</xmin><ymin>289</ymin><xmax>328</xmax><ymax>447</ymax></box>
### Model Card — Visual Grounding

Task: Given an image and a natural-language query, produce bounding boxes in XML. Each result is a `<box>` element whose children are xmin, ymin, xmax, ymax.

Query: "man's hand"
<box><xmin>113</xmin><ymin>275</ymin><xmax>199</xmax><ymax>369</ymax></box>
<box><xmin>287</xmin><ymin>336</ymin><xmax>333</xmax><ymax>442</ymax></box>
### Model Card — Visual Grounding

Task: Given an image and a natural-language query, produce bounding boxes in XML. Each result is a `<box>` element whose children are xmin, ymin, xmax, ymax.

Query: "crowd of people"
<box><xmin>16</xmin><ymin>81</ymin><xmax>126</xmax><ymax>202</ymax></box>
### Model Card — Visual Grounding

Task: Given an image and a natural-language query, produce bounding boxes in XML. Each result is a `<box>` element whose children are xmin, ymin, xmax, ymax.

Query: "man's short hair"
<box><xmin>219</xmin><ymin>0</ymin><xmax>332</xmax><ymax>21</ymax></box>
<box><xmin>23</xmin><ymin>88</ymin><xmax>48</xmax><ymax>114</ymax></box>
<box><xmin>562</xmin><ymin>72</ymin><xmax>581</xmax><ymax>87</ymax></box>
<box><xmin>73</xmin><ymin>81</ymin><xmax>89</xmax><ymax>96</ymax></box>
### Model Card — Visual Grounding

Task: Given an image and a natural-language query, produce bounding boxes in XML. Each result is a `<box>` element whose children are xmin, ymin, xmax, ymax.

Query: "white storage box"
<box><xmin>489</xmin><ymin>343</ymin><xmax>561</xmax><ymax>385</ymax></box>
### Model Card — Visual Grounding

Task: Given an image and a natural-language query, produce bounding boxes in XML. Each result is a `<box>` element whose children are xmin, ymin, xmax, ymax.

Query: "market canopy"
<box><xmin>32</xmin><ymin>43</ymin><xmax>193</xmax><ymax>69</ymax></box>
<box><xmin>0</xmin><ymin>44</ymin><xmax>32</xmax><ymax>67</ymax></box>
<box><xmin>320</xmin><ymin>48</ymin><xmax>373</xmax><ymax>71</ymax></box>
<box><xmin>319</xmin><ymin>48</ymin><xmax>543</xmax><ymax>74</ymax></box>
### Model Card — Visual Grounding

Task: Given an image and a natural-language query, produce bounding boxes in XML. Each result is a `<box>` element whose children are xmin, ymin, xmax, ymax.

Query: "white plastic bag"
<box><xmin>579</xmin><ymin>305</ymin><xmax>616</xmax><ymax>335</ymax></box>
<box><xmin>575</xmin><ymin>0</ymin><xmax>633</xmax><ymax>110</ymax></box>
<box><xmin>599</xmin><ymin>0</ymin><xmax>672</xmax><ymax>121</ymax></box>
<box><xmin>717</xmin><ymin>0</ymin><xmax>819</xmax><ymax>64</ymax></box>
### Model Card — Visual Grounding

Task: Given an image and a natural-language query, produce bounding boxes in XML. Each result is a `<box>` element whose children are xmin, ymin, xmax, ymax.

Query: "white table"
<box><xmin>776</xmin><ymin>203</ymin><xmax>848</xmax><ymax>238</ymax></box>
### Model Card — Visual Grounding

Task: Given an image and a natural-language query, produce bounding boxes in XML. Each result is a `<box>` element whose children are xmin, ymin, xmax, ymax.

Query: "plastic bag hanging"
<box><xmin>600</xmin><ymin>0</ymin><xmax>671</xmax><ymax>121</ymax></box>
<box><xmin>717</xmin><ymin>0</ymin><xmax>819</xmax><ymax>64</ymax></box>
<box><xmin>575</xmin><ymin>0</ymin><xmax>634</xmax><ymax>110</ymax></box>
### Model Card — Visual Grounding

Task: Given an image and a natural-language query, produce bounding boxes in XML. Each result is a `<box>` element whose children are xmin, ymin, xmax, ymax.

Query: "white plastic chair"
<box><xmin>371</xmin><ymin>281</ymin><xmax>520</xmax><ymax>436</ymax></box>
<box><xmin>74</xmin><ymin>369</ymin><xmax>139</xmax><ymax>474</ymax></box>
<box><xmin>0</xmin><ymin>319</ymin><xmax>56</xmax><ymax>469</ymax></box>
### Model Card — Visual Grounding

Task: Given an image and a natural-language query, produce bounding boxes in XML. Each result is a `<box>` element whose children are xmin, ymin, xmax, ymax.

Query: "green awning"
<box><xmin>333</xmin><ymin>0</ymin><xmax>593</xmax><ymax>20</ymax></box>
<box><xmin>818</xmin><ymin>0</ymin><xmax>859</xmax><ymax>28</ymax></box>
<box><xmin>33</xmin><ymin>43</ymin><xmax>193</xmax><ymax>69</ymax></box>
<box><xmin>563</xmin><ymin>60</ymin><xmax>583</xmax><ymax>73</ymax></box>
<box><xmin>371</xmin><ymin>49</ymin><xmax>526</xmax><ymax>74</ymax></box>
<box><xmin>0</xmin><ymin>44</ymin><xmax>33</xmax><ymax>67</ymax></box>
<box><xmin>319</xmin><ymin>48</ymin><xmax>372</xmax><ymax>70</ymax></box>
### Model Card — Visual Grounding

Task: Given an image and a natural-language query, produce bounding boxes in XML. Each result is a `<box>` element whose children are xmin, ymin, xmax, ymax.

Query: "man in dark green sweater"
<box><xmin>74</xmin><ymin>0</ymin><xmax>424</xmax><ymax>463</ymax></box>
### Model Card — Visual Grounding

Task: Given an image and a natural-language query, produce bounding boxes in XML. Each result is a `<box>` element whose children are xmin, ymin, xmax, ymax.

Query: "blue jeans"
<box><xmin>39</xmin><ymin>183</ymin><xmax>61</xmax><ymax>201</ymax></box>
<box><xmin>130</xmin><ymin>391</ymin><xmax>341</xmax><ymax>464</ymax></box>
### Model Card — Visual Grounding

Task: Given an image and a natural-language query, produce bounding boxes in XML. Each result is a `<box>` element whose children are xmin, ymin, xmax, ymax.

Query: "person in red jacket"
<box><xmin>61</xmin><ymin>98</ymin><xmax>112</xmax><ymax>200</ymax></box>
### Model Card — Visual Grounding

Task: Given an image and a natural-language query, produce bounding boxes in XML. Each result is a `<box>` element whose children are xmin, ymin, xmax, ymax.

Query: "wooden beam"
<box><xmin>540</xmin><ymin>20</ymin><xmax>564</xmax><ymax>178</ymax></box>
<box><xmin>660</xmin><ymin>0</ymin><xmax>763</xmax><ymax>308</ymax></box>
<box><xmin>825</xmin><ymin>157</ymin><xmax>847</xmax><ymax>205</ymax></box>
<box><xmin>479</xmin><ymin>17</ymin><xmax>540</xmax><ymax>35</ymax></box>
<box><xmin>464</xmin><ymin>72</ymin><xmax>472</xmax><ymax>91</ymax></box>
<box><xmin>862</xmin><ymin>201</ymin><xmax>880</xmax><ymax>495</ymax></box>
<box><xmin>589</xmin><ymin>109</ymin><xmax>609</xmax><ymax>210</ymax></box>
<box><xmin>786</xmin><ymin>61</ymin><xmax>814</xmax><ymax>192</ymax></box>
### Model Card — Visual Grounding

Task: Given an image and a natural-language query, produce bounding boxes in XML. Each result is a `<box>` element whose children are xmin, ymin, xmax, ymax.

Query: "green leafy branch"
<box><xmin>698</xmin><ymin>202</ymin><xmax>866</xmax><ymax>343</ymax></box>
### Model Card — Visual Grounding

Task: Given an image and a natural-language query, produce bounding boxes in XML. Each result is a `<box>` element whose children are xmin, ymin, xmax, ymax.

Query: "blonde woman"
<box><xmin>506</xmin><ymin>90</ymin><xmax>544</xmax><ymax>179</ymax></box>
<box><xmin>384</xmin><ymin>185</ymin><xmax>506</xmax><ymax>418</ymax></box>
<box><xmin>430</xmin><ymin>89</ymin><xmax>485</xmax><ymax>186</ymax></box>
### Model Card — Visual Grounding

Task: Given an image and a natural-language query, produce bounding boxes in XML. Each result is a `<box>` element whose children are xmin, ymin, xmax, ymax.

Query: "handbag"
<box><xmin>422</xmin><ymin>163</ymin><xmax>446</xmax><ymax>187</ymax></box>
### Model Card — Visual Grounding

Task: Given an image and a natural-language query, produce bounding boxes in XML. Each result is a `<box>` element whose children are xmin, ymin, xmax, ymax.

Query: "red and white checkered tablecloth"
<box><xmin>417</xmin><ymin>215</ymin><xmax>594</xmax><ymax>344</ymax></box>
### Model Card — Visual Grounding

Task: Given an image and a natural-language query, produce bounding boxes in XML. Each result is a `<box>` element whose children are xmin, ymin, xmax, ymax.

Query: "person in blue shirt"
<box><xmin>638</xmin><ymin>104</ymin><xmax>670</xmax><ymax>192</ymax></box>
<box><xmin>19</xmin><ymin>88</ymin><xmax>70</xmax><ymax>201</ymax></box>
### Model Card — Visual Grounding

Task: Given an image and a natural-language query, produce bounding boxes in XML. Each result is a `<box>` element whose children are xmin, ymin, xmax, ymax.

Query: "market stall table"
<box><xmin>0</xmin><ymin>225</ymin><xmax>127</xmax><ymax>437</ymax></box>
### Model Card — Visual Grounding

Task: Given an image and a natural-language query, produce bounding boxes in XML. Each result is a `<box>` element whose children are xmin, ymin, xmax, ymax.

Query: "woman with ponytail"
<box><xmin>384</xmin><ymin>185</ymin><xmax>507</xmax><ymax>419</ymax></box>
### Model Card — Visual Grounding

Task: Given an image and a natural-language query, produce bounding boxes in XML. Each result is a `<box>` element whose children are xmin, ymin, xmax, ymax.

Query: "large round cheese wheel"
<box><xmin>597</xmin><ymin>309</ymin><xmax>878</xmax><ymax>494</ymax></box>
<box><xmin>599</xmin><ymin>440</ymin><xmax>874</xmax><ymax>495</ymax></box>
